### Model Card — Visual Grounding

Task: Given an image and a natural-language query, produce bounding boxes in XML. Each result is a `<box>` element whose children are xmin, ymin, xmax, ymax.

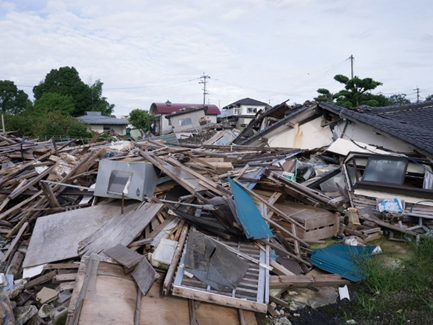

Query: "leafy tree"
<box><xmin>129</xmin><ymin>109</ymin><xmax>155</xmax><ymax>135</ymax></box>
<box><xmin>33</xmin><ymin>67</ymin><xmax>94</xmax><ymax>116</ymax></box>
<box><xmin>89</xmin><ymin>80</ymin><xmax>115</xmax><ymax>116</ymax></box>
<box><xmin>4</xmin><ymin>110</ymin><xmax>91</xmax><ymax>139</ymax></box>
<box><xmin>32</xmin><ymin>93</ymin><xmax>75</xmax><ymax>115</ymax></box>
<box><xmin>425</xmin><ymin>94</ymin><xmax>433</xmax><ymax>102</ymax></box>
<box><xmin>387</xmin><ymin>94</ymin><xmax>411</xmax><ymax>106</ymax></box>
<box><xmin>0</xmin><ymin>80</ymin><xmax>30</xmax><ymax>114</ymax></box>
<box><xmin>333</xmin><ymin>74</ymin><xmax>383</xmax><ymax>107</ymax></box>
<box><xmin>316</xmin><ymin>88</ymin><xmax>334</xmax><ymax>102</ymax></box>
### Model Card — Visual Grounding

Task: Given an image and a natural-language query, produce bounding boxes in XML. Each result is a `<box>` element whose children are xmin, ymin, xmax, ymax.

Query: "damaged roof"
<box><xmin>150</xmin><ymin>102</ymin><xmax>220</xmax><ymax>115</ymax></box>
<box><xmin>77</xmin><ymin>111</ymin><xmax>129</xmax><ymax>125</ymax></box>
<box><xmin>319</xmin><ymin>101</ymin><xmax>433</xmax><ymax>156</ymax></box>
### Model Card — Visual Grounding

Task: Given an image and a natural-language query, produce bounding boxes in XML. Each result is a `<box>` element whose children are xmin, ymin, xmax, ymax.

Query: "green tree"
<box><xmin>425</xmin><ymin>94</ymin><xmax>433</xmax><ymax>102</ymax></box>
<box><xmin>333</xmin><ymin>74</ymin><xmax>383</xmax><ymax>107</ymax></box>
<box><xmin>0</xmin><ymin>80</ymin><xmax>30</xmax><ymax>114</ymax></box>
<box><xmin>387</xmin><ymin>93</ymin><xmax>411</xmax><ymax>106</ymax></box>
<box><xmin>32</xmin><ymin>92</ymin><xmax>75</xmax><ymax>115</ymax></box>
<box><xmin>4</xmin><ymin>110</ymin><xmax>91</xmax><ymax>139</ymax></box>
<box><xmin>129</xmin><ymin>109</ymin><xmax>155</xmax><ymax>135</ymax></box>
<box><xmin>316</xmin><ymin>88</ymin><xmax>334</xmax><ymax>102</ymax></box>
<box><xmin>89</xmin><ymin>80</ymin><xmax>115</xmax><ymax>116</ymax></box>
<box><xmin>33</xmin><ymin>67</ymin><xmax>93</xmax><ymax>116</ymax></box>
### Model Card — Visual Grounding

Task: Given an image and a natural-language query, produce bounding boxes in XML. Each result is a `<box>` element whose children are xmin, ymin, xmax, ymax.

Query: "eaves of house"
<box><xmin>236</xmin><ymin>104</ymin><xmax>316</xmax><ymax>145</ymax></box>
<box><xmin>318</xmin><ymin>101</ymin><xmax>433</xmax><ymax>158</ymax></box>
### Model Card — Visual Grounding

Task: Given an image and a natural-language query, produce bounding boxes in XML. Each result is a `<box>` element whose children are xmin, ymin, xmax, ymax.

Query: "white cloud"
<box><xmin>1</xmin><ymin>0</ymin><xmax>433</xmax><ymax>116</ymax></box>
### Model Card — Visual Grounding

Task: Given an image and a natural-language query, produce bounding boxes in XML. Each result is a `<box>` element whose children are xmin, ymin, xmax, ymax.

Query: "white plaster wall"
<box><xmin>88</xmin><ymin>124</ymin><xmax>126</xmax><ymax>134</ymax></box>
<box><xmin>170</xmin><ymin>110</ymin><xmax>206</xmax><ymax>132</ymax></box>
<box><xmin>267</xmin><ymin>117</ymin><xmax>333</xmax><ymax>149</ymax></box>
<box><xmin>161</xmin><ymin>115</ymin><xmax>173</xmax><ymax>134</ymax></box>
<box><xmin>89</xmin><ymin>124</ymin><xmax>104</xmax><ymax>133</ymax></box>
<box><xmin>334</xmin><ymin>121</ymin><xmax>412</xmax><ymax>153</ymax></box>
<box><xmin>206</xmin><ymin>115</ymin><xmax>217</xmax><ymax>123</ymax></box>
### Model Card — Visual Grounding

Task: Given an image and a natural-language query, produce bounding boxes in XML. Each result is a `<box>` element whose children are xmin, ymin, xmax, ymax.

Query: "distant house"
<box><xmin>77</xmin><ymin>111</ymin><xmax>129</xmax><ymax>134</ymax></box>
<box><xmin>220</xmin><ymin>98</ymin><xmax>269</xmax><ymax>129</ymax></box>
<box><xmin>149</xmin><ymin>102</ymin><xmax>220</xmax><ymax>135</ymax></box>
<box><xmin>165</xmin><ymin>106</ymin><xmax>208</xmax><ymax>133</ymax></box>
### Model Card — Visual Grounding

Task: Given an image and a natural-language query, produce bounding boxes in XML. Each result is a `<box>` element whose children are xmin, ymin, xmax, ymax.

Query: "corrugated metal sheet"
<box><xmin>228</xmin><ymin>175</ymin><xmax>273</xmax><ymax>240</ymax></box>
<box><xmin>309</xmin><ymin>244</ymin><xmax>377</xmax><ymax>282</ymax></box>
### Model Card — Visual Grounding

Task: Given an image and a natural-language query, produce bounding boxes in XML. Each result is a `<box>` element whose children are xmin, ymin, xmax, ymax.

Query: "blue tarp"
<box><xmin>309</xmin><ymin>244</ymin><xmax>377</xmax><ymax>282</ymax></box>
<box><xmin>228</xmin><ymin>175</ymin><xmax>273</xmax><ymax>240</ymax></box>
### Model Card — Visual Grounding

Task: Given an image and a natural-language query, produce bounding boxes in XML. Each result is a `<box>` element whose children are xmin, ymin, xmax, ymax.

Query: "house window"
<box><xmin>179</xmin><ymin>118</ymin><xmax>192</xmax><ymax>126</ymax></box>
<box><xmin>362</xmin><ymin>158</ymin><xmax>407</xmax><ymax>185</ymax></box>
<box><xmin>344</xmin><ymin>153</ymin><xmax>433</xmax><ymax>197</ymax></box>
<box><xmin>247</xmin><ymin>107</ymin><xmax>257</xmax><ymax>113</ymax></box>
<box><xmin>107</xmin><ymin>170</ymin><xmax>132</xmax><ymax>195</ymax></box>
<box><xmin>234</xmin><ymin>108</ymin><xmax>240</xmax><ymax>115</ymax></box>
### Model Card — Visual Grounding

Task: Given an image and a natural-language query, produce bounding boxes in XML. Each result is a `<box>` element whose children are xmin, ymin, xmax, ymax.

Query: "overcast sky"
<box><xmin>1</xmin><ymin>0</ymin><xmax>432</xmax><ymax>116</ymax></box>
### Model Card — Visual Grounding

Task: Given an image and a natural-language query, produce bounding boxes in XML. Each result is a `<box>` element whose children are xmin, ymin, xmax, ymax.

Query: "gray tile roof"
<box><xmin>77</xmin><ymin>111</ymin><xmax>129</xmax><ymax>125</ymax></box>
<box><xmin>319</xmin><ymin>101</ymin><xmax>433</xmax><ymax>156</ymax></box>
<box><xmin>223</xmin><ymin>97</ymin><xmax>268</xmax><ymax>109</ymax></box>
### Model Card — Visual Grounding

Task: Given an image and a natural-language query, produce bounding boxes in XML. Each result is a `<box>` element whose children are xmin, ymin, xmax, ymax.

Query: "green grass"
<box><xmin>352</xmin><ymin>236</ymin><xmax>433</xmax><ymax>317</ymax></box>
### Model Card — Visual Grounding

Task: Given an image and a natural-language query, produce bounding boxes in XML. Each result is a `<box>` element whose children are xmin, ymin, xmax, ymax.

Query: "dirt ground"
<box><xmin>256</xmin><ymin>282</ymin><xmax>433</xmax><ymax>325</ymax></box>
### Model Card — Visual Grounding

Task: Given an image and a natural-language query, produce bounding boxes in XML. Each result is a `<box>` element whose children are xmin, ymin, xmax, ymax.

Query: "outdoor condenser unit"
<box><xmin>94</xmin><ymin>160</ymin><xmax>159</xmax><ymax>201</ymax></box>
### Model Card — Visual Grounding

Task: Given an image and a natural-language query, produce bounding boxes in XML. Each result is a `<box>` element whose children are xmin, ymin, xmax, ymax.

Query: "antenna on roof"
<box><xmin>199</xmin><ymin>73</ymin><xmax>210</xmax><ymax>105</ymax></box>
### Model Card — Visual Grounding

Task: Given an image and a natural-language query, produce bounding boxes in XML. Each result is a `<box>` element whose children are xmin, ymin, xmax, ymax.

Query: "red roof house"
<box><xmin>149</xmin><ymin>102</ymin><xmax>220</xmax><ymax>135</ymax></box>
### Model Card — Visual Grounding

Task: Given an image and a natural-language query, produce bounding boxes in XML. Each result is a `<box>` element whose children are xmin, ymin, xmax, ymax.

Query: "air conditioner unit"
<box><xmin>94</xmin><ymin>160</ymin><xmax>159</xmax><ymax>201</ymax></box>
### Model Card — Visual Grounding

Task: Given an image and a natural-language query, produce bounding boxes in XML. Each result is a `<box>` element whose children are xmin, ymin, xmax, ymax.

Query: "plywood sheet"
<box><xmin>23</xmin><ymin>202</ymin><xmax>138</xmax><ymax>268</ymax></box>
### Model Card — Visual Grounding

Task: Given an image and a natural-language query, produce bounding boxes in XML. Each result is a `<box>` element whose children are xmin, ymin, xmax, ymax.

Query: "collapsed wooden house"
<box><xmin>1</xmin><ymin>99</ymin><xmax>433</xmax><ymax>324</ymax></box>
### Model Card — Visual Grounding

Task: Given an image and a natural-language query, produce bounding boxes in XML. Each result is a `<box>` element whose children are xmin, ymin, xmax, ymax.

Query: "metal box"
<box><xmin>94</xmin><ymin>160</ymin><xmax>159</xmax><ymax>201</ymax></box>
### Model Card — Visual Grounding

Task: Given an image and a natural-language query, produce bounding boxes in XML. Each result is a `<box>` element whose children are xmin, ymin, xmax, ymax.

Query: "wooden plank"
<box><xmin>58</xmin><ymin>281</ymin><xmax>76</xmax><ymax>291</ymax></box>
<box><xmin>269</xmin><ymin>259</ymin><xmax>295</xmax><ymax>276</ymax></box>
<box><xmin>78</xmin><ymin>202</ymin><xmax>163</xmax><ymax>255</ymax></box>
<box><xmin>8</xmin><ymin>166</ymin><xmax>54</xmax><ymax>200</ymax></box>
<box><xmin>132</xmin><ymin>257</ymin><xmax>159</xmax><ymax>296</ymax></box>
<box><xmin>104</xmin><ymin>244</ymin><xmax>143</xmax><ymax>269</ymax></box>
<box><xmin>163</xmin><ymin>224</ymin><xmax>189</xmax><ymax>295</ymax></box>
<box><xmin>269</xmin><ymin>295</ymin><xmax>291</xmax><ymax>309</ymax></box>
<box><xmin>2</xmin><ymin>222</ymin><xmax>28</xmax><ymax>262</ymax></box>
<box><xmin>189</xmin><ymin>299</ymin><xmax>197</xmax><ymax>325</ymax></box>
<box><xmin>269</xmin><ymin>274</ymin><xmax>349</xmax><ymax>289</ymax></box>
<box><xmin>128</xmin><ymin>238</ymin><xmax>154</xmax><ymax>248</ymax></box>
<box><xmin>40</xmin><ymin>182</ymin><xmax>61</xmax><ymax>208</ymax></box>
<box><xmin>134</xmin><ymin>291</ymin><xmax>142</xmax><ymax>325</ymax></box>
<box><xmin>0</xmin><ymin>191</ymin><xmax>43</xmax><ymax>220</ymax></box>
<box><xmin>24</xmin><ymin>270</ymin><xmax>57</xmax><ymax>289</ymax></box>
<box><xmin>44</xmin><ymin>263</ymin><xmax>80</xmax><ymax>269</ymax></box>
<box><xmin>70</xmin><ymin>254</ymin><xmax>101</xmax><ymax>325</ymax></box>
<box><xmin>54</xmin><ymin>273</ymin><xmax>77</xmax><ymax>282</ymax></box>
<box><xmin>7</xmin><ymin>251</ymin><xmax>23</xmax><ymax>277</ymax></box>
<box><xmin>140</xmin><ymin>279</ymin><xmax>257</xmax><ymax>325</ymax></box>
<box><xmin>172</xmin><ymin>286</ymin><xmax>267</xmax><ymax>313</ymax></box>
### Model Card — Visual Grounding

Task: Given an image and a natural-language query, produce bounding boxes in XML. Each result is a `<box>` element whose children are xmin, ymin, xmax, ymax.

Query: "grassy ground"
<box><xmin>348</xmin><ymin>236</ymin><xmax>433</xmax><ymax>324</ymax></box>
<box><xmin>261</xmin><ymin>236</ymin><xmax>433</xmax><ymax>325</ymax></box>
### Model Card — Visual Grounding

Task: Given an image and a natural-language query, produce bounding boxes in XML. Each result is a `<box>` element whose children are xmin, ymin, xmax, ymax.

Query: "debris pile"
<box><xmin>1</xmin><ymin>99</ymin><xmax>433</xmax><ymax>324</ymax></box>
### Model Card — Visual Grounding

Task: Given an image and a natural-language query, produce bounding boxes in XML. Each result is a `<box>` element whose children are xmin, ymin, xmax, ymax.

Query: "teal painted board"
<box><xmin>228</xmin><ymin>175</ymin><xmax>273</xmax><ymax>239</ymax></box>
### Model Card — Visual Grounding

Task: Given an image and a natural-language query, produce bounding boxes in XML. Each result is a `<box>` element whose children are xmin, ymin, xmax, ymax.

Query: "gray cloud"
<box><xmin>1</xmin><ymin>0</ymin><xmax>433</xmax><ymax>115</ymax></box>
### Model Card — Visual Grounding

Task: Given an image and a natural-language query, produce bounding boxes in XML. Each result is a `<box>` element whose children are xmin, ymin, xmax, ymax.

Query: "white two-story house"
<box><xmin>220</xmin><ymin>98</ymin><xmax>269</xmax><ymax>129</ymax></box>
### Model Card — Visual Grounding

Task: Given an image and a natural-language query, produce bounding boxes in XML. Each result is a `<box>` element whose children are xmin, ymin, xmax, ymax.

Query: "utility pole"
<box><xmin>349</xmin><ymin>55</ymin><xmax>354</xmax><ymax>79</ymax></box>
<box><xmin>414</xmin><ymin>87</ymin><xmax>420</xmax><ymax>103</ymax></box>
<box><xmin>199</xmin><ymin>73</ymin><xmax>210</xmax><ymax>105</ymax></box>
